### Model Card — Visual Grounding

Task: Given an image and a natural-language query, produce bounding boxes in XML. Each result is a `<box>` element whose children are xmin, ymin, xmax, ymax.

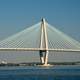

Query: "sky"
<box><xmin>0</xmin><ymin>0</ymin><xmax>80</xmax><ymax>42</ymax></box>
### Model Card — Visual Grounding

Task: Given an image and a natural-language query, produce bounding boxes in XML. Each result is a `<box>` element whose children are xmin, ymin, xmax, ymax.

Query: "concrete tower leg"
<box><xmin>44</xmin><ymin>50</ymin><xmax>49</xmax><ymax>65</ymax></box>
<box><xmin>39</xmin><ymin>51</ymin><xmax>44</xmax><ymax>64</ymax></box>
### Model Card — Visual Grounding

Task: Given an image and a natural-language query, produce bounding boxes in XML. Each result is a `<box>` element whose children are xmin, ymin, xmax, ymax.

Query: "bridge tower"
<box><xmin>39</xmin><ymin>18</ymin><xmax>49</xmax><ymax>66</ymax></box>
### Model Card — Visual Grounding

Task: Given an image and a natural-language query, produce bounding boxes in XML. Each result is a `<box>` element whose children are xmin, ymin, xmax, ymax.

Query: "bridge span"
<box><xmin>0</xmin><ymin>18</ymin><xmax>80</xmax><ymax>66</ymax></box>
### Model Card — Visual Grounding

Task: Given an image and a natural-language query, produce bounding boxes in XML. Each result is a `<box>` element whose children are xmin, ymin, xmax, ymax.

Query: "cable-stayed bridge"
<box><xmin>0</xmin><ymin>18</ymin><xmax>80</xmax><ymax>65</ymax></box>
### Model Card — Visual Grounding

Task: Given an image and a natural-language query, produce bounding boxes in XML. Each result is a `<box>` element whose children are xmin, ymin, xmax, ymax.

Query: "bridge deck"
<box><xmin>0</xmin><ymin>48</ymin><xmax>80</xmax><ymax>52</ymax></box>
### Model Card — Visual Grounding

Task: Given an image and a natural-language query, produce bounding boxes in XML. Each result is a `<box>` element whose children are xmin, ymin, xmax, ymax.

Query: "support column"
<box><xmin>44</xmin><ymin>50</ymin><xmax>49</xmax><ymax>65</ymax></box>
<box><xmin>39</xmin><ymin>18</ymin><xmax>44</xmax><ymax>64</ymax></box>
<box><xmin>39</xmin><ymin>51</ymin><xmax>44</xmax><ymax>64</ymax></box>
<box><xmin>42</xmin><ymin>18</ymin><xmax>49</xmax><ymax>65</ymax></box>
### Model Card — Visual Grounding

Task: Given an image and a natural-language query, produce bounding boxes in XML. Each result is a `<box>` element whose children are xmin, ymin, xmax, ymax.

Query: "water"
<box><xmin>0</xmin><ymin>65</ymin><xmax>80</xmax><ymax>80</ymax></box>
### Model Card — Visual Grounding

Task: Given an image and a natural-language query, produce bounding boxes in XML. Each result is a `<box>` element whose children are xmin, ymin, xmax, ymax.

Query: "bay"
<box><xmin>0</xmin><ymin>65</ymin><xmax>80</xmax><ymax>80</ymax></box>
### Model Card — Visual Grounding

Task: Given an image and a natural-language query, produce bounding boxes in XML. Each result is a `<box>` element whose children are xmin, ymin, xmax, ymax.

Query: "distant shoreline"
<box><xmin>0</xmin><ymin>62</ymin><xmax>80</xmax><ymax>67</ymax></box>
